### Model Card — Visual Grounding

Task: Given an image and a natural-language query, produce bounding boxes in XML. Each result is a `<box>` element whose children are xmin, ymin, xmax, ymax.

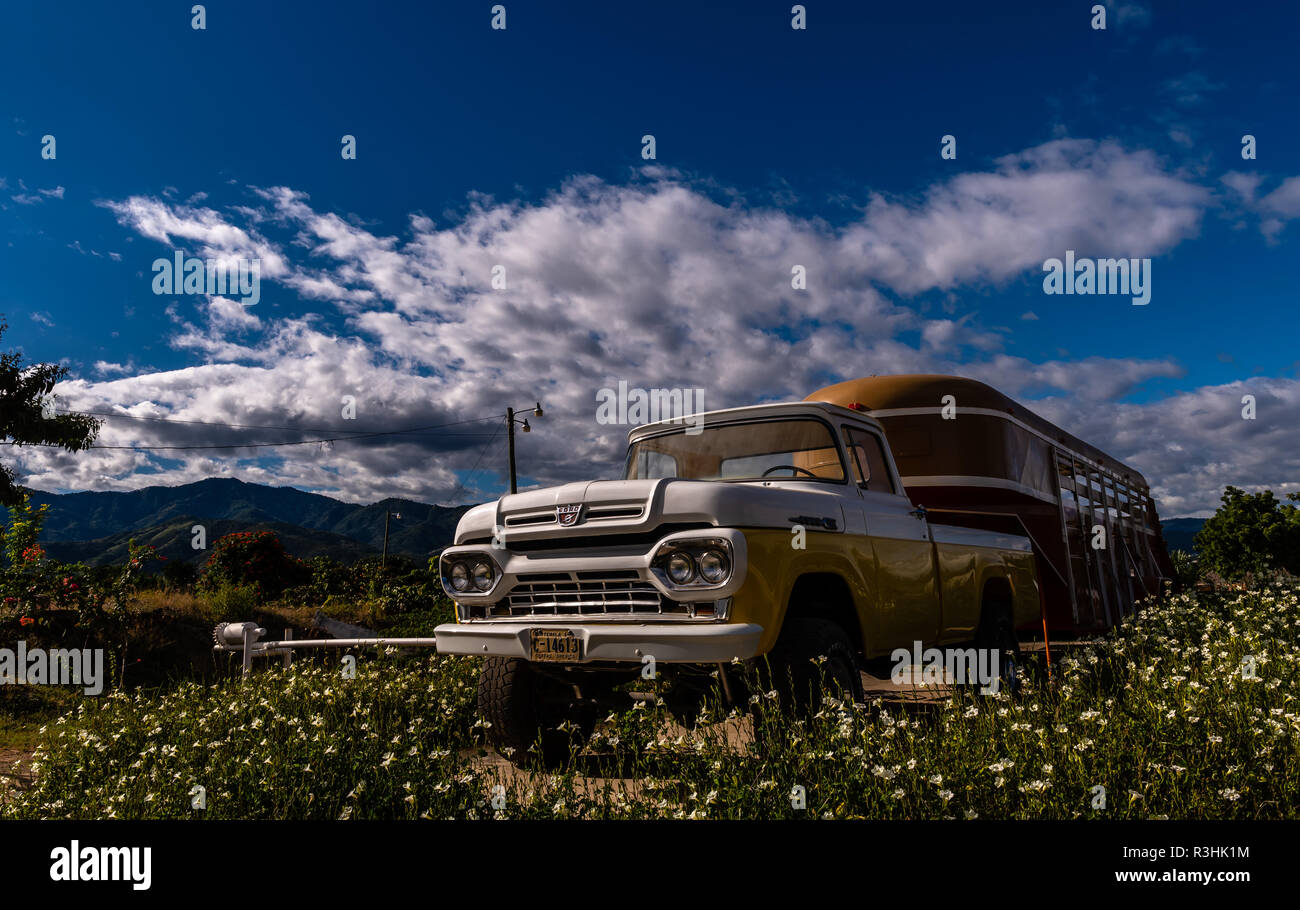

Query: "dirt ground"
<box><xmin>0</xmin><ymin>748</ymin><xmax>36</xmax><ymax>799</ymax></box>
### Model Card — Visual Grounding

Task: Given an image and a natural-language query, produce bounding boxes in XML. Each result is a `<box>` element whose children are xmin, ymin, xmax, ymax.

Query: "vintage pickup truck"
<box><xmin>433</xmin><ymin>375</ymin><xmax>1174</xmax><ymax>764</ymax></box>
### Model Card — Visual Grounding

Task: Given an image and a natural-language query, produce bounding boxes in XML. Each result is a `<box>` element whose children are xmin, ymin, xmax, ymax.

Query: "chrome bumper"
<box><xmin>433</xmin><ymin>621</ymin><xmax>764</xmax><ymax>663</ymax></box>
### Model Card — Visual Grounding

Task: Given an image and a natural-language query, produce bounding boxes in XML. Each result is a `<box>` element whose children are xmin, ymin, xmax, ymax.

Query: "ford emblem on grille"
<box><xmin>556</xmin><ymin>504</ymin><xmax>582</xmax><ymax>526</ymax></box>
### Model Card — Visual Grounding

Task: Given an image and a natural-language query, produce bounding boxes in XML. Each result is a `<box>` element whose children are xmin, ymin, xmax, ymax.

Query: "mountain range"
<box><xmin>1160</xmin><ymin>517</ymin><xmax>1207</xmax><ymax>555</ymax></box>
<box><xmin>30</xmin><ymin>478</ymin><xmax>472</xmax><ymax>567</ymax></box>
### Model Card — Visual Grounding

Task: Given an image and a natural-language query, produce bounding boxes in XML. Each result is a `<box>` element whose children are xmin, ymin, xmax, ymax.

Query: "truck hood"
<box><xmin>454</xmin><ymin>478</ymin><xmax>848</xmax><ymax>546</ymax></box>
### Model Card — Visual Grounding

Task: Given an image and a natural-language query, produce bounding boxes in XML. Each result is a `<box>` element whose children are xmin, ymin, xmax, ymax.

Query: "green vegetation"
<box><xmin>0</xmin><ymin>501</ymin><xmax>454</xmax><ymax>757</ymax></box>
<box><xmin>1193</xmin><ymin>486</ymin><xmax>1300</xmax><ymax>580</ymax></box>
<box><xmin>6</xmin><ymin>581</ymin><xmax>1298</xmax><ymax>819</ymax></box>
<box><xmin>0</xmin><ymin>319</ymin><xmax>99</xmax><ymax>507</ymax></box>
<box><xmin>197</xmin><ymin>530</ymin><xmax>309</xmax><ymax>600</ymax></box>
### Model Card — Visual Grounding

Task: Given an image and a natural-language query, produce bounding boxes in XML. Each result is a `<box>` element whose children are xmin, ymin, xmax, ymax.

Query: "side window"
<box><xmin>843</xmin><ymin>431</ymin><xmax>868</xmax><ymax>486</ymax></box>
<box><xmin>844</xmin><ymin>427</ymin><xmax>896</xmax><ymax>493</ymax></box>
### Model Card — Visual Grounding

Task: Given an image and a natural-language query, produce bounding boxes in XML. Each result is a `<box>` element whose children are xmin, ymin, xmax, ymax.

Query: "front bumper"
<box><xmin>434</xmin><ymin>621</ymin><xmax>764</xmax><ymax>663</ymax></box>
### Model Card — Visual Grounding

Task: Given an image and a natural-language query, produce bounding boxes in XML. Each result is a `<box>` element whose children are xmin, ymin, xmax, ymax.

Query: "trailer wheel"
<box><xmin>757</xmin><ymin>616</ymin><xmax>863</xmax><ymax>717</ymax></box>
<box><xmin>476</xmin><ymin>658</ymin><xmax>594</xmax><ymax>768</ymax></box>
<box><xmin>975</xmin><ymin>603</ymin><xmax>1022</xmax><ymax>695</ymax></box>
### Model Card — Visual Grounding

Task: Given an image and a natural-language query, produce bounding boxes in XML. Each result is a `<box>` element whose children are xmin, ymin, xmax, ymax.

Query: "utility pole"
<box><xmin>382</xmin><ymin>509</ymin><xmax>401</xmax><ymax>567</ymax></box>
<box><xmin>506</xmin><ymin>402</ymin><xmax>544</xmax><ymax>495</ymax></box>
<box><xmin>507</xmin><ymin>407</ymin><xmax>517</xmax><ymax>495</ymax></box>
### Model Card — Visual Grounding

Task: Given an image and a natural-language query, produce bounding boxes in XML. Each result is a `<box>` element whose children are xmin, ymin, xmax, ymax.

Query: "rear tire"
<box><xmin>975</xmin><ymin>602</ymin><xmax>1022</xmax><ymax>695</ymax></box>
<box><xmin>477</xmin><ymin>658</ymin><xmax>594</xmax><ymax>767</ymax></box>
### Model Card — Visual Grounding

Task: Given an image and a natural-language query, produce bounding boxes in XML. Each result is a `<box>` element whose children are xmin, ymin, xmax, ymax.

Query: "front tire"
<box><xmin>476</xmin><ymin>658</ymin><xmax>594</xmax><ymax>767</ymax></box>
<box><xmin>758</xmin><ymin>616</ymin><xmax>863</xmax><ymax>716</ymax></box>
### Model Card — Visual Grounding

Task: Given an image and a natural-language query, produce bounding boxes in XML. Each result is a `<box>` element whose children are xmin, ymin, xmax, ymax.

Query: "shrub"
<box><xmin>161</xmin><ymin>560</ymin><xmax>199</xmax><ymax>591</ymax></box>
<box><xmin>1195</xmin><ymin>487</ymin><xmax>1300</xmax><ymax>580</ymax></box>
<box><xmin>203</xmin><ymin>582</ymin><xmax>260</xmax><ymax>617</ymax></box>
<box><xmin>197</xmin><ymin>531</ymin><xmax>307</xmax><ymax>600</ymax></box>
<box><xmin>0</xmin><ymin>494</ymin><xmax>161</xmax><ymax>640</ymax></box>
<box><xmin>1168</xmin><ymin>549</ymin><xmax>1199</xmax><ymax>589</ymax></box>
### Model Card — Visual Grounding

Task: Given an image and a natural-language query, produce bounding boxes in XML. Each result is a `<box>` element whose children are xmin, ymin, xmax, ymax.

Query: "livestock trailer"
<box><xmin>807</xmin><ymin>374</ymin><xmax>1175</xmax><ymax>634</ymax></box>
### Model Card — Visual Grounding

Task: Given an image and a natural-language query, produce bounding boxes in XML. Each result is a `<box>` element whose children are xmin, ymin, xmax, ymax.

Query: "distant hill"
<box><xmin>1161</xmin><ymin>517</ymin><xmax>1206</xmax><ymax>554</ymax></box>
<box><xmin>42</xmin><ymin>516</ymin><xmax>378</xmax><ymax>566</ymax></box>
<box><xmin>29</xmin><ymin>478</ymin><xmax>473</xmax><ymax>566</ymax></box>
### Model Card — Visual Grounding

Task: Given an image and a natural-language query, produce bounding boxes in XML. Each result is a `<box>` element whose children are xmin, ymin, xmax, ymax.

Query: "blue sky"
<box><xmin>2</xmin><ymin>0</ymin><xmax>1298</xmax><ymax>516</ymax></box>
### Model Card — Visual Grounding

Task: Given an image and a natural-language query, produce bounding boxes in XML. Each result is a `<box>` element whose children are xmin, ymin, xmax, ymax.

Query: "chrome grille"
<box><xmin>486</xmin><ymin>573</ymin><xmax>691</xmax><ymax>618</ymax></box>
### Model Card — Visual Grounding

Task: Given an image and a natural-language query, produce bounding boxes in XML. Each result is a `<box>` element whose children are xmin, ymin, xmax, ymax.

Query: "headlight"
<box><xmin>667</xmin><ymin>552</ymin><xmax>696</xmax><ymax>585</ymax></box>
<box><xmin>698</xmin><ymin>549</ymin><xmax>729</xmax><ymax>584</ymax></box>
<box><xmin>471</xmin><ymin>560</ymin><xmax>494</xmax><ymax>592</ymax></box>
<box><xmin>449</xmin><ymin>562</ymin><xmax>470</xmax><ymax>592</ymax></box>
<box><xmin>652</xmin><ymin>537</ymin><xmax>735</xmax><ymax>589</ymax></box>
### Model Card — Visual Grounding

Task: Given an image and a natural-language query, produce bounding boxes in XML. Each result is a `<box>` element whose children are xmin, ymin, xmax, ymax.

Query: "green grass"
<box><xmin>0</xmin><ymin>684</ymin><xmax>82</xmax><ymax>751</ymax></box>
<box><xmin>5</xmin><ymin>581</ymin><xmax>1299</xmax><ymax>819</ymax></box>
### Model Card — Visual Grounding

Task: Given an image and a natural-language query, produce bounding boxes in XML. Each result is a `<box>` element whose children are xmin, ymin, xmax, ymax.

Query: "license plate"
<box><xmin>530</xmin><ymin>628</ymin><xmax>581</xmax><ymax>663</ymax></box>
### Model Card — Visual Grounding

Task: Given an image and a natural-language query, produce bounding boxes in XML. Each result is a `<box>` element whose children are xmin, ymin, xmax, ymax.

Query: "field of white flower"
<box><xmin>4</xmin><ymin>581</ymin><xmax>1298</xmax><ymax>819</ymax></box>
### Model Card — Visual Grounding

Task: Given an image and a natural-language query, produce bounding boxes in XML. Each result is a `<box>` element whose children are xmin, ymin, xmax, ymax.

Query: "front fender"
<box><xmin>728</xmin><ymin>527</ymin><xmax>875</xmax><ymax>656</ymax></box>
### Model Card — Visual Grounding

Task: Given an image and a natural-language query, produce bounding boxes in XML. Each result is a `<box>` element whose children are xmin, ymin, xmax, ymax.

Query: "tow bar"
<box><xmin>212</xmin><ymin>622</ymin><xmax>439</xmax><ymax>677</ymax></box>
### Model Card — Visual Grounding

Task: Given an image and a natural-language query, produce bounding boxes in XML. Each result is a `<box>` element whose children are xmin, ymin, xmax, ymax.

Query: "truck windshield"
<box><xmin>625</xmin><ymin>418</ymin><xmax>846</xmax><ymax>482</ymax></box>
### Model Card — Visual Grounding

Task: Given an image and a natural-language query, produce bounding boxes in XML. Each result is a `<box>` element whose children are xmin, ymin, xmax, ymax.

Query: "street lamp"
<box><xmin>506</xmin><ymin>402</ymin><xmax>544</xmax><ymax>495</ymax></box>
<box><xmin>382</xmin><ymin>509</ymin><xmax>402</xmax><ymax>567</ymax></box>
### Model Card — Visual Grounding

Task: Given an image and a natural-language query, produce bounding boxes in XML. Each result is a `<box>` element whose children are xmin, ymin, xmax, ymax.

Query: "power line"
<box><xmin>2</xmin><ymin>411</ymin><xmax>509</xmax><ymax>452</ymax></box>
<box><xmin>53</xmin><ymin>407</ymin><xmax>497</xmax><ymax>436</ymax></box>
<box><xmin>443</xmin><ymin>421</ymin><xmax>504</xmax><ymax>504</ymax></box>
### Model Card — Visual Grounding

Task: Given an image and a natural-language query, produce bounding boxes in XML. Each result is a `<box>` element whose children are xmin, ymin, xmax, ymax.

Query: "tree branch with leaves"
<box><xmin>0</xmin><ymin>317</ymin><xmax>100</xmax><ymax>505</ymax></box>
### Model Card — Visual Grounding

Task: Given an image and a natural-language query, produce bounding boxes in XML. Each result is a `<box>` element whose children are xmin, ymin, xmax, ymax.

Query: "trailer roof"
<box><xmin>805</xmin><ymin>374</ymin><xmax>1149</xmax><ymax>489</ymax></box>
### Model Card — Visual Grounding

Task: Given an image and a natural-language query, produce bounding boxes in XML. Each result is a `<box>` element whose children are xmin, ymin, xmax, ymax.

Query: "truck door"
<box><xmin>844</xmin><ymin>426</ymin><xmax>942</xmax><ymax>650</ymax></box>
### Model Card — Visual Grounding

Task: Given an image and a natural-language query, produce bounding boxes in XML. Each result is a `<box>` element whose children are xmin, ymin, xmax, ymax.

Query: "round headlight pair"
<box><xmin>664</xmin><ymin>548</ymin><xmax>729</xmax><ymax>586</ymax></box>
<box><xmin>448</xmin><ymin>558</ymin><xmax>495</xmax><ymax>593</ymax></box>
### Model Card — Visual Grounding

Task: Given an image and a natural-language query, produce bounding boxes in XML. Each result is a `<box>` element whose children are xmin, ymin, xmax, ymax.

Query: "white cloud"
<box><xmin>1220</xmin><ymin>173</ymin><xmax>1300</xmax><ymax>241</ymax></box>
<box><xmin>1105</xmin><ymin>0</ymin><xmax>1152</xmax><ymax>28</ymax></box>
<box><xmin>99</xmin><ymin>196</ymin><xmax>290</xmax><ymax>278</ymax></box>
<box><xmin>10</xmin><ymin>185</ymin><xmax>64</xmax><ymax>205</ymax></box>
